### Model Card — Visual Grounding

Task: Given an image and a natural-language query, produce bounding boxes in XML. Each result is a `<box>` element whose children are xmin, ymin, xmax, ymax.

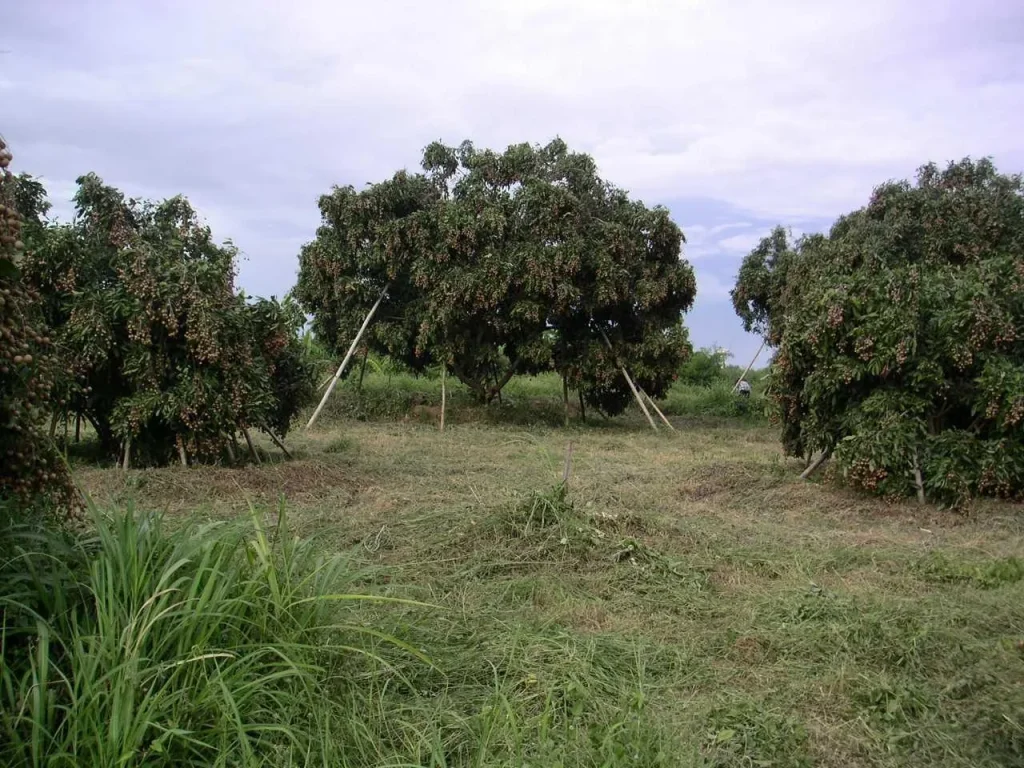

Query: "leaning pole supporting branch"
<box><xmin>732</xmin><ymin>339</ymin><xmax>767</xmax><ymax>393</ymax></box>
<box><xmin>639</xmin><ymin>387</ymin><xmax>675</xmax><ymax>430</ymax></box>
<box><xmin>599</xmin><ymin>330</ymin><xmax>658</xmax><ymax>432</ymax></box>
<box><xmin>306</xmin><ymin>284</ymin><xmax>389</xmax><ymax>430</ymax></box>
<box><xmin>262</xmin><ymin>423</ymin><xmax>293</xmax><ymax>460</ymax></box>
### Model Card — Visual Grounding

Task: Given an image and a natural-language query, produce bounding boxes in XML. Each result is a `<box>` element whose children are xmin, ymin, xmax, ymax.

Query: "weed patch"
<box><xmin>913</xmin><ymin>551</ymin><xmax>1024</xmax><ymax>589</ymax></box>
<box><xmin>703</xmin><ymin>699</ymin><xmax>812</xmax><ymax>767</ymax></box>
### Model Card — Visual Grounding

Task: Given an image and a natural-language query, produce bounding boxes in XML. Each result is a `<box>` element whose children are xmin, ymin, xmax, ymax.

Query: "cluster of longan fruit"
<box><xmin>0</xmin><ymin>136</ymin><xmax>76</xmax><ymax>513</ymax></box>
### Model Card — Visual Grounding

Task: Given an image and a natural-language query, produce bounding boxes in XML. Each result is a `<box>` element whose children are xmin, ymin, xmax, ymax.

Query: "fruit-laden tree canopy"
<box><xmin>0</xmin><ymin>136</ymin><xmax>76</xmax><ymax>518</ymax></box>
<box><xmin>19</xmin><ymin>174</ymin><xmax>315</xmax><ymax>466</ymax></box>
<box><xmin>730</xmin><ymin>225</ymin><xmax>797</xmax><ymax>346</ymax></box>
<box><xmin>296</xmin><ymin>138</ymin><xmax>696</xmax><ymax>414</ymax></box>
<box><xmin>735</xmin><ymin>158</ymin><xmax>1024</xmax><ymax>504</ymax></box>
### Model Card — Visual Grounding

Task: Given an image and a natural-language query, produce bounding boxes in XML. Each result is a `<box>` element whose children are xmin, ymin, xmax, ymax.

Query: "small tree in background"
<box><xmin>297</xmin><ymin>138</ymin><xmax>696</xmax><ymax>413</ymax></box>
<box><xmin>20</xmin><ymin>175</ymin><xmax>314</xmax><ymax>466</ymax></box>
<box><xmin>0</xmin><ymin>135</ymin><xmax>76</xmax><ymax>517</ymax></box>
<box><xmin>730</xmin><ymin>225</ymin><xmax>798</xmax><ymax>346</ymax></box>
<box><xmin>678</xmin><ymin>346</ymin><xmax>733</xmax><ymax>387</ymax></box>
<box><xmin>736</xmin><ymin>158</ymin><xmax>1024</xmax><ymax>504</ymax></box>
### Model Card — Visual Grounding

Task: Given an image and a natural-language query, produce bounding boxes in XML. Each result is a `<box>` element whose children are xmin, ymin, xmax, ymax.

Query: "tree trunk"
<box><xmin>242</xmin><ymin>427</ymin><xmax>261</xmax><ymax>465</ymax></box>
<box><xmin>800</xmin><ymin>449</ymin><xmax>832</xmax><ymax>480</ymax></box>
<box><xmin>440</xmin><ymin>366</ymin><xmax>446</xmax><ymax>432</ymax></box>
<box><xmin>357</xmin><ymin>347</ymin><xmax>369</xmax><ymax>392</ymax></box>
<box><xmin>262</xmin><ymin>423</ymin><xmax>294</xmax><ymax>459</ymax></box>
<box><xmin>451</xmin><ymin>361</ymin><xmax>489</xmax><ymax>404</ymax></box>
<box><xmin>563</xmin><ymin>376</ymin><xmax>570</xmax><ymax>427</ymax></box>
<box><xmin>486</xmin><ymin>359</ymin><xmax>522</xmax><ymax>404</ymax></box>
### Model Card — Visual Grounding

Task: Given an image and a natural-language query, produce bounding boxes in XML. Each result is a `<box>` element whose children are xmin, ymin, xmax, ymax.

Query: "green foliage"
<box><xmin>738</xmin><ymin>158</ymin><xmax>1024</xmax><ymax>504</ymax></box>
<box><xmin>913</xmin><ymin>552</ymin><xmax>1024</xmax><ymax>589</ymax></box>
<box><xmin>296</xmin><ymin>138</ymin><xmax>696</xmax><ymax>415</ymax></box>
<box><xmin>0</xmin><ymin>507</ymin><xmax>414</xmax><ymax>767</ymax></box>
<box><xmin>703</xmin><ymin>699</ymin><xmax>811</xmax><ymax>767</ymax></box>
<box><xmin>0</xmin><ymin>136</ymin><xmax>76</xmax><ymax>518</ymax></box>
<box><xmin>677</xmin><ymin>346</ymin><xmax>732</xmax><ymax>387</ymax></box>
<box><xmin>19</xmin><ymin>176</ymin><xmax>314</xmax><ymax>465</ymax></box>
<box><xmin>730</xmin><ymin>225</ymin><xmax>797</xmax><ymax>345</ymax></box>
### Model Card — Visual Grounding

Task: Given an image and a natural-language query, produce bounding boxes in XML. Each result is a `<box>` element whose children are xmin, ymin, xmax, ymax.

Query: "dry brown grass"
<box><xmin>69</xmin><ymin>414</ymin><xmax>1024</xmax><ymax>767</ymax></box>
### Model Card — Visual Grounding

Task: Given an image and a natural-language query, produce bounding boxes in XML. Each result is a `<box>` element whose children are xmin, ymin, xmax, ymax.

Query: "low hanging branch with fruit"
<box><xmin>0</xmin><ymin>132</ymin><xmax>78</xmax><ymax>515</ymax></box>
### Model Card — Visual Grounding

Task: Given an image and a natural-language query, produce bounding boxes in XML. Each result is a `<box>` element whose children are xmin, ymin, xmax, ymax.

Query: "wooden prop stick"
<box><xmin>440</xmin><ymin>366</ymin><xmax>447</xmax><ymax>432</ymax></box>
<box><xmin>800</xmin><ymin>448</ymin><xmax>831</xmax><ymax>480</ymax></box>
<box><xmin>262</xmin><ymin>424</ymin><xmax>293</xmax><ymax>460</ymax></box>
<box><xmin>178</xmin><ymin>443</ymin><xmax>188</xmax><ymax>467</ymax></box>
<box><xmin>640</xmin><ymin>388</ymin><xmax>675</xmax><ymax>430</ymax></box>
<box><xmin>732</xmin><ymin>340</ymin><xmax>766</xmax><ymax>393</ymax></box>
<box><xmin>122</xmin><ymin>438</ymin><xmax>131</xmax><ymax>470</ymax></box>
<box><xmin>599</xmin><ymin>330</ymin><xmax>657</xmax><ymax>431</ymax></box>
<box><xmin>306</xmin><ymin>285</ymin><xmax>389</xmax><ymax>429</ymax></box>
<box><xmin>242</xmin><ymin>427</ymin><xmax>262</xmax><ymax>465</ymax></box>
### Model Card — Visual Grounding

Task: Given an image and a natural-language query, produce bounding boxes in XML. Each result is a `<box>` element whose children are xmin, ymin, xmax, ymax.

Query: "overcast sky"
<box><xmin>4</xmin><ymin>0</ymin><xmax>1022</xmax><ymax>365</ymax></box>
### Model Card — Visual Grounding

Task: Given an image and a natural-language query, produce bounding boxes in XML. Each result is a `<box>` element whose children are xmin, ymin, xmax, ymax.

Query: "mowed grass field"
<box><xmin>72</xmin><ymin>375</ymin><xmax>1024</xmax><ymax>767</ymax></box>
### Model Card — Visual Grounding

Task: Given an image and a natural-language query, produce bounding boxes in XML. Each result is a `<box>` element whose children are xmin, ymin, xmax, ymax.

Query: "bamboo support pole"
<box><xmin>599</xmin><ymin>330</ymin><xmax>657</xmax><ymax>431</ymax></box>
<box><xmin>306</xmin><ymin>285</ymin><xmax>389</xmax><ymax>429</ymax></box>
<box><xmin>732</xmin><ymin>340</ymin><xmax>766</xmax><ymax>393</ymax></box>
<box><xmin>640</xmin><ymin>388</ymin><xmax>675</xmax><ymax>430</ymax></box>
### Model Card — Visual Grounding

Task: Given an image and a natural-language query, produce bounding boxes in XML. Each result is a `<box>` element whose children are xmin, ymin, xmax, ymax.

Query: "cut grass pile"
<box><xmin>9</xmin><ymin>407</ymin><xmax>1024</xmax><ymax>766</ymax></box>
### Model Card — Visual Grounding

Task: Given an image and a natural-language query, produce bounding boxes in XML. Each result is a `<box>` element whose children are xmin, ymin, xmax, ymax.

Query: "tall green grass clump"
<box><xmin>0</xmin><ymin>507</ymin><xmax>411</xmax><ymax>767</ymax></box>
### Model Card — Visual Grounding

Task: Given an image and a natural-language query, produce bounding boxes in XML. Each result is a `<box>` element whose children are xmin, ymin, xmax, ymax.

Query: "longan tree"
<box><xmin>730</xmin><ymin>225</ymin><xmax>798</xmax><ymax>346</ymax></box>
<box><xmin>736</xmin><ymin>158</ymin><xmax>1024</xmax><ymax>504</ymax></box>
<box><xmin>0</xmin><ymin>135</ymin><xmax>76</xmax><ymax>517</ymax></box>
<box><xmin>296</xmin><ymin>138</ymin><xmax>696</xmax><ymax>413</ymax></box>
<box><xmin>20</xmin><ymin>175</ymin><xmax>314</xmax><ymax>466</ymax></box>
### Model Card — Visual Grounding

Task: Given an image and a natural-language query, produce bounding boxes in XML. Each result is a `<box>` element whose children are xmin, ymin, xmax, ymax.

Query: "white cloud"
<box><xmin>9</xmin><ymin>0</ymin><xmax>1022</xmax><ymax>220</ymax></box>
<box><xmin>717</xmin><ymin>233</ymin><xmax>764</xmax><ymax>253</ymax></box>
<box><xmin>5</xmin><ymin>0</ymin><xmax>1023</xmax><ymax>365</ymax></box>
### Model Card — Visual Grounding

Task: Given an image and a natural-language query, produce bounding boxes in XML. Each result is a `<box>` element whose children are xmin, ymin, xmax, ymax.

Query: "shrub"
<box><xmin>19</xmin><ymin>175</ymin><xmax>314</xmax><ymax>465</ymax></box>
<box><xmin>678</xmin><ymin>347</ymin><xmax>732</xmax><ymax>387</ymax></box>
<box><xmin>735</xmin><ymin>158</ymin><xmax>1024</xmax><ymax>504</ymax></box>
